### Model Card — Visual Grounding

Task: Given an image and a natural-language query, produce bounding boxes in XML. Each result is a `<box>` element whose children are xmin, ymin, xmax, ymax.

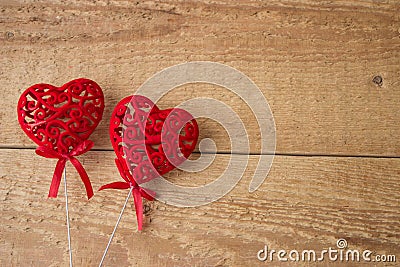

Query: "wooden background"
<box><xmin>1</xmin><ymin>0</ymin><xmax>399</xmax><ymax>266</ymax></box>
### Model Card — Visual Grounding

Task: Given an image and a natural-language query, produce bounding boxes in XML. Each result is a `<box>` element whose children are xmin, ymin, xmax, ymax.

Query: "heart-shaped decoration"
<box><xmin>17</xmin><ymin>78</ymin><xmax>104</xmax><ymax>153</ymax></box>
<box><xmin>101</xmin><ymin>95</ymin><xmax>198</xmax><ymax>230</ymax></box>
<box><xmin>17</xmin><ymin>78</ymin><xmax>105</xmax><ymax>199</ymax></box>
<box><xmin>110</xmin><ymin>95</ymin><xmax>199</xmax><ymax>184</ymax></box>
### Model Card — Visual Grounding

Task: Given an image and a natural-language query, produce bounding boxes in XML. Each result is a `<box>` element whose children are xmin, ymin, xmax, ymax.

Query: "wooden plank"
<box><xmin>0</xmin><ymin>1</ymin><xmax>399</xmax><ymax>156</ymax></box>
<box><xmin>0</xmin><ymin>149</ymin><xmax>399</xmax><ymax>266</ymax></box>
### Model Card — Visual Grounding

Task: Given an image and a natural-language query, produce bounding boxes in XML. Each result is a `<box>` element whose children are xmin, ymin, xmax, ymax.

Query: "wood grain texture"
<box><xmin>1</xmin><ymin>0</ymin><xmax>400</xmax><ymax>266</ymax></box>
<box><xmin>1</xmin><ymin>149</ymin><xmax>399</xmax><ymax>266</ymax></box>
<box><xmin>0</xmin><ymin>0</ymin><xmax>399</xmax><ymax>155</ymax></box>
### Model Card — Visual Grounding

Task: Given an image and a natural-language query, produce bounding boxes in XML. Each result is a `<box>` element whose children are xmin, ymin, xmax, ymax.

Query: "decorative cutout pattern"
<box><xmin>17</xmin><ymin>78</ymin><xmax>104</xmax><ymax>198</ymax></box>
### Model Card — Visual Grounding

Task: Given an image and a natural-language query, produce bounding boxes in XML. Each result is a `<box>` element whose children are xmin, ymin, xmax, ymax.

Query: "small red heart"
<box><xmin>110</xmin><ymin>95</ymin><xmax>199</xmax><ymax>184</ymax></box>
<box><xmin>17</xmin><ymin>78</ymin><xmax>105</xmax><ymax>153</ymax></box>
<box><xmin>17</xmin><ymin>78</ymin><xmax>104</xmax><ymax>199</ymax></box>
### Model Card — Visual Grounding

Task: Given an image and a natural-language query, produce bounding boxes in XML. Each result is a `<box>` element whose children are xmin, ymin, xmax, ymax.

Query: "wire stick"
<box><xmin>99</xmin><ymin>187</ymin><xmax>133</xmax><ymax>267</ymax></box>
<box><xmin>63</xmin><ymin>166</ymin><xmax>73</xmax><ymax>267</ymax></box>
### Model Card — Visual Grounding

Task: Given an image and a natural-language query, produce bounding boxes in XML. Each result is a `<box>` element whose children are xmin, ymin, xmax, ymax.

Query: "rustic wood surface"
<box><xmin>0</xmin><ymin>0</ymin><xmax>399</xmax><ymax>266</ymax></box>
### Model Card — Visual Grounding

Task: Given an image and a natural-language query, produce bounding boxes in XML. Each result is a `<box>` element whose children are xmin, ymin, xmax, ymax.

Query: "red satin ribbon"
<box><xmin>99</xmin><ymin>158</ymin><xmax>155</xmax><ymax>231</ymax></box>
<box><xmin>35</xmin><ymin>140</ymin><xmax>94</xmax><ymax>199</ymax></box>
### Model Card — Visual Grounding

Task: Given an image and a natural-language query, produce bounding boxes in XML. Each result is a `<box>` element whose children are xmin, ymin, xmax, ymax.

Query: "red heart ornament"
<box><xmin>17</xmin><ymin>78</ymin><xmax>105</xmax><ymax>199</ymax></box>
<box><xmin>117</xmin><ymin>95</ymin><xmax>198</xmax><ymax>183</ymax></box>
<box><xmin>100</xmin><ymin>95</ymin><xmax>198</xmax><ymax>230</ymax></box>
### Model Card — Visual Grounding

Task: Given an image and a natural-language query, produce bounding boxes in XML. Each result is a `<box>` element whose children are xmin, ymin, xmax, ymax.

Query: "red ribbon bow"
<box><xmin>35</xmin><ymin>140</ymin><xmax>94</xmax><ymax>199</ymax></box>
<box><xmin>99</xmin><ymin>157</ymin><xmax>155</xmax><ymax>231</ymax></box>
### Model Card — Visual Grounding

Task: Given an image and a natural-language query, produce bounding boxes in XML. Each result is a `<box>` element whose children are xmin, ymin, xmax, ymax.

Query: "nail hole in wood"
<box><xmin>372</xmin><ymin>75</ymin><xmax>383</xmax><ymax>87</ymax></box>
<box><xmin>6</xmin><ymin>32</ymin><xmax>14</xmax><ymax>39</ymax></box>
<box><xmin>143</xmin><ymin>204</ymin><xmax>151</xmax><ymax>215</ymax></box>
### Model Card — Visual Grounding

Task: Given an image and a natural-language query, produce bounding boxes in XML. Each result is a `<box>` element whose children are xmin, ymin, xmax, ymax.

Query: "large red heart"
<box><xmin>110</xmin><ymin>95</ymin><xmax>199</xmax><ymax>185</ymax></box>
<box><xmin>102</xmin><ymin>95</ymin><xmax>198</xmax><ymax>230</ymax></box>
<box><xmin>17</xmin><ymin>78</ymin><xmax>104</xmax><ymax>198</ymax></box>
<box><xmin>17</xmin><ymin>78</ymin><xmax>104</xmax><ymax>153</ymax></box>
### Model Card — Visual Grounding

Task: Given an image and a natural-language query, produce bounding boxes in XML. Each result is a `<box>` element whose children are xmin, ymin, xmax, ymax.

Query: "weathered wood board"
<box><xmin>0</xmin><ymin>0</ymin><xmax>399</xmax><ymax>266</ymax></box>
<box><xmin>1</xmin><ymin>150</ymin><xmax>399</xmax><ymax>266</ymax></box>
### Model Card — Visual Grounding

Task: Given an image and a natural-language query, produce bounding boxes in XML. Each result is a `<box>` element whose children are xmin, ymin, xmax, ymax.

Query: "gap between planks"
<box><xmin>1</xmin><ymin>146</ymin><xmax>400</xmax><ymax>159</ymax></box>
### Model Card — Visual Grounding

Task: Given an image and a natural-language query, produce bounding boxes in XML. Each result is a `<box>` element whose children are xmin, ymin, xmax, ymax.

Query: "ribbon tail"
<box><xmin>48</xmin><ymin>159</ymin><xmax>67</xmax><ymax>198</ymax></box>
<box><xmin>140</xmin><ymin>188</ymin><xmax>156</xmax><ymax>201</ymax></box>
<box><xmin>69</xmin><ymin>157</ymin><xmax>94</xmax><ymax>199</ymax></box>
<box><xmin>132</xmin><ymin>189</ymin><xmax>143</xmax><ymax>231</ymax></box>
<box><xmin>99</xmin><ymin>182</ymin><xmax>130</xmax><ymax>191</ymax></box>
